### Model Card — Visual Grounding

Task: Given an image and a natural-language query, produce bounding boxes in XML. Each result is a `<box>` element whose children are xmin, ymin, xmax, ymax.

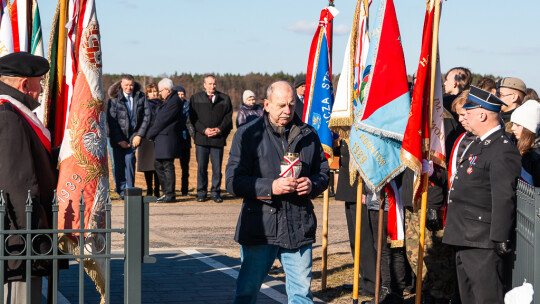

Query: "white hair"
<box><xmin>158</xmin><ymin>78</ymin><xmax>173</xmax><ymax>90</ymax></box>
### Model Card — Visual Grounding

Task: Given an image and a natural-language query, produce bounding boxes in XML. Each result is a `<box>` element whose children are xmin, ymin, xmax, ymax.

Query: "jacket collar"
<box><xmin>0</xmin><ymin>80</ymin><xmax>40</xmax><ymax>111</ymax></box>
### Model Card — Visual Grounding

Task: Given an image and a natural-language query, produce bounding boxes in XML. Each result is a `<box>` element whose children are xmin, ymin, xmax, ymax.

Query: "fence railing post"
<box><xmin>124</xmin><ymin>188</ymin><xmax>143</xmax><ymax>304</ymax></box>
<box><xmin>535</xmin><ymin>186</ymin><xmax>540</xmax><ymax>304</ymax></box>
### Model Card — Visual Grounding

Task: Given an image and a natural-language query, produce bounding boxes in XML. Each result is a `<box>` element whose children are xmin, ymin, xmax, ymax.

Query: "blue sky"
<box><xmin>39</xmin><ymin>0</ymin><xmax>540</xmax><ymax>91</ymax></box>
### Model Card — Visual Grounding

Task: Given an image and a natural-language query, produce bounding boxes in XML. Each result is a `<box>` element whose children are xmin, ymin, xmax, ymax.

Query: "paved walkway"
<box><xmin>51</xmin><ymin>248</ymin><xmax>324</xmax><ymax>304</ymax></box>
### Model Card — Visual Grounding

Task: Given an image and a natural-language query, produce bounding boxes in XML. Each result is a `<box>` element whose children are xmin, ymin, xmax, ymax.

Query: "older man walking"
<box><xmin>226</xmin><ymin>81</ymin><xmax>329</xmax><ymax>304</ymax></box>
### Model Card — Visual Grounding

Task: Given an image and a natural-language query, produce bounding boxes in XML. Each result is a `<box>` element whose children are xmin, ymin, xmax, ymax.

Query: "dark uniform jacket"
<box><xmin>0</xmin><ymin>81</ymin><xmax>57</xmax><ymax>281</ymax></box>
<box><xmin>189</xmin><ymin>90</ymin><xmax>233</xmax><ymax>147</ymax></box>
<box><xmin>146</xmin><ymin>91</ymin><xmax>184</xmax><ymax>159</ymax></box>
<box><xmin>226</xmin><ymin>113</ymin><xmax>329</xmax><ymax>250</ymax></box>
<box><xmin>443</xmin><ymin>128</ymin><xmax>521</xmax><ymax>249</ymax></box>
<box><xmin>106</xmin><ymin>81</ymin><xmax>150</xmax><ymax>147</ymax></box>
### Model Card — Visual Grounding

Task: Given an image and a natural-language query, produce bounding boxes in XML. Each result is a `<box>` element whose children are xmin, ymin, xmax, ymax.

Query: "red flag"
<box><xmin>400</xmin><ymin>1</ymin><xmax>437</xmax><ymax>207</ymax></box>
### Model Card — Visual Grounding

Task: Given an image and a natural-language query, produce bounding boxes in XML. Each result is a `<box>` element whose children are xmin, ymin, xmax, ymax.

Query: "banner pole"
<box><xmin>321</xmin><ymin>188</ymin><xmax>330</xmax><ymax>290</ymax></box>
<box><xmin>415</xmin><ymin>0</ymin><xmax>441</xmax><ymax>303</ymax></box>
<box><xmin>352</xmin><ymin>178</ymin><xmax>363</xmax><ymax>304</ymax></box>
<box><xmin>374</xmin><ymin>189</ymin><xmax>385</xmax><ymax>304</ymax></box>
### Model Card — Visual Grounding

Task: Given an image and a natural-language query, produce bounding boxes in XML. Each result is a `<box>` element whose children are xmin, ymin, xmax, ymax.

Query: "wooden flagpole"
<box><xmin>55</xmin><ymin>0</ymin><xmax>68</xmax><ymax>105</ymax></box>
<box><xmin>352</xmin><ymin>178</ymin><xmax>363</xmax><ymax>304</ymax></box>
<box><xmin>321</xmin><ymin>0</ymin><xmax>335</xmax><ymax>291</ymax></box>
<box><xmin>415</xmin><ymin>0</ymin><xmax>441</xmax><ymax>303</ymax></box>
<box><xmin>374</xmin><ymin>189</ymin><xmax>385</xmax><ymax>304</ymax></box>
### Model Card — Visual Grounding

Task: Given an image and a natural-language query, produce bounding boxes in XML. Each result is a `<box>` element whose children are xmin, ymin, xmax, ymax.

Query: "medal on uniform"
<box><xmin>467</xmin><ymin>156</ymin><xmax>477</xmax><ymax>175</ymax></box>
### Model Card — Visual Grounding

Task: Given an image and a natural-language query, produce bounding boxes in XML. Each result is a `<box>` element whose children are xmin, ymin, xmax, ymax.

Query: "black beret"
<box><xmin>173</xmin><ymin>85</ymin><xmax>185</xmax><ymax>93</ymax></box>
<box><xmin>0</xmin><ymin>52</ymin><xmax>49</xmax><ymax>77</ymax></box>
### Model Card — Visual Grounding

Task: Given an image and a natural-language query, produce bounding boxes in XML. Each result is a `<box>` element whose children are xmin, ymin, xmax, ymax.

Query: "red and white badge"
<box><xmin>467</xmin><ymin>167</ymin><xmax>473</xmax><ymax>174</ymax></box>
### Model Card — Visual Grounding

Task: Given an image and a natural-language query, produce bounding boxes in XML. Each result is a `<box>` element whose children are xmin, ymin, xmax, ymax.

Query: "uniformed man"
<box><xmin>0</xmin><ymin>52</ymin><xmax>56</xmax><ymax>304</ymax></box>
<box><xmin>442</xmin><ymin>86</ymin><xmax>521</xmax><ymax>304</ymax></box>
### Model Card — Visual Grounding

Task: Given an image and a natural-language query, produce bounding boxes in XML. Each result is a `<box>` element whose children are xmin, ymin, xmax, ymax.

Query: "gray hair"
<box><xmin>158</xmin><ymin>78</ymin><xmax>173</xmax><ymax>90</ymax></box>
<box><xmin>266</xmin><ymin>80</ymin><xmax>294</xmax><ymax>101</ymax></box>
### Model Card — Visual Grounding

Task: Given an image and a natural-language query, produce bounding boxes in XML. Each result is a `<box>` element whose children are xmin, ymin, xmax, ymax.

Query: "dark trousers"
<box><xmin>344</xmin><ymin>202</ymin><xmax>377</xmax><ymax>293</ymax></box>
<box><xmin>455</xmin><ymin>247</ymin><xmax>505</xmax><ymax>304</ymax></box>
<box><xmin>195</xmin><ymin>145</ymin><xmax>223</xmax><ymax>197</ymax></box>
<box><xmin>154</xmin><ymin>159</ymin><xmax>175</xmax><ymax>198</ymax></box>
<box><xmin>112</xmin><ymin>146</ymin><xmax>136</xmax><ymax>196</ymax></box>
<box><xmin>144</xmin><ymin>171</ymin><xmax>160</xmax><ymax>196</ymax></box>
<box><xmin>179</xmin><ymin>147</ymin><xmax>191</xmax><ymax>194</ymax></box>
<box><xmin>368</xmin><ymin>209</ymin><xmax>407</xmax><ymax>293</ymax></box>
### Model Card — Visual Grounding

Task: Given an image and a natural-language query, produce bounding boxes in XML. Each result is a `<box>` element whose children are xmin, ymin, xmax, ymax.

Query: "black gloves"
<box><xmin>425</xmin><ymin>208</ymin><xmax>441</xmax><ymax>231</ymax></box>
<box><xmin>495</xmin><ymin>241</ymin><xmax>512</xmax><ymax>256</ymax></box>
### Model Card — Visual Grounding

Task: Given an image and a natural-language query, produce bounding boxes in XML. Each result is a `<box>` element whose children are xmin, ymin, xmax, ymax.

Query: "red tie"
<box><xmin>208</xmin><ymin>94</ymin><xmax>213</xmax><ymax>101</ymax></box>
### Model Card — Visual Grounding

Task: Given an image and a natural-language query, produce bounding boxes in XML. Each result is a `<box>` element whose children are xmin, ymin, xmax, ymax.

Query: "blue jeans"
<box><xmin>112</xmin><ymin>146</ymin><xmax>136</xmax><ymax>197</ymax></box>
<box><xmin>234</xmin><ymin>244</ymin><xmax>313</xmax><ymax>304</ymax></box>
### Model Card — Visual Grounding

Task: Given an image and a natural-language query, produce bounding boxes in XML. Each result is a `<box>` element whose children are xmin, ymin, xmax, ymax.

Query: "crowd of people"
<box><xmin>1</xmin><ymin>50</ymin><xmax>537</xmax><ymax>303</ymax></box>
<box><xmin>105</xmin><ymin>69</ymin><xmax>539</xmax><ymax>304</ymax></box>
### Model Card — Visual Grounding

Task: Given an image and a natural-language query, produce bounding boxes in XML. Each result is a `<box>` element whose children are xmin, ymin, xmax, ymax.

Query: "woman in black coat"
<box><xmin>137</xmin><ymin>83</ymin><xmax>161</xmax><ymax>196</ymax></box>
<box><xmin>510</xmin><ymin>99</ymin><xmax>540</xmax><ymax>186</ymax></box>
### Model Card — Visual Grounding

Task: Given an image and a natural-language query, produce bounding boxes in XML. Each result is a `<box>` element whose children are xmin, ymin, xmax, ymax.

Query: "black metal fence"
<box><xmin>513</xmin><ymin>179</ymin><xmax>539</xmax><ymax>302</ymax></box>
<box><xmin>0</xmin><ymin>187</ymin><xmax>154</xmax><ymax>304</ymax></box>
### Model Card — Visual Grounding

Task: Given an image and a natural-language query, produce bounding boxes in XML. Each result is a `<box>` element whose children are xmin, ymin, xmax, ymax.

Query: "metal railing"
<box><xmin>0</xmin><ymin>187</ymin><xmax>155</xmax><ymax>304</ymax></box>
<box><xmin>513</xmin><ymin>179</ymin><xmax>540</xmax><ymax>302</ymax></box>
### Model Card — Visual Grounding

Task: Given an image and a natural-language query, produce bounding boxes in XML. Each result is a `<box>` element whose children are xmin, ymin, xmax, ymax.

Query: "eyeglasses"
<box><xmin>159</xmin><ymin>88</ymin><xmax>170</xmax><ymax>93</ymax></box>
<box><xmin>496</xmin><ymin>91</ymin><xmax>514</xmax><ymax>98</ymax></box>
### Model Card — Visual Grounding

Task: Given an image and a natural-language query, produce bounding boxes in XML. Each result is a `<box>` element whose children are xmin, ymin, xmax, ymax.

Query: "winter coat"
<box><xmin>522</xmin><ymin>138</ymin><xmax>540</xmax><ymax>186</ymax></box>
<box><xmin>236</xmin><ymin>103</ymin><xmax>263</xmax><ymax>128</ymax></box>
<box><xmin>0</xmin><ymin>81</ymin><xmax>57</xmax><ymax>281</ymax></box>
<box><xmin>146</xmin><ymin>91</ymin><xmax>184</xmax><ymax>159</ymax></box>
<box><xmin>106</xmin><ymin>80</ymin><xmax>150</xmax><ymax>147</ymax></box>
<box><xmin>226</xmin><ymin>113</ymin><xmax>329</xmax><ymax>249</ymax></box>
<box><xmin>179</xmin><ymin>99</ymin><xmax>192</xmax><ymax>150</ymax></box>
<box><xmin>189</xmin><ymin>90</ymin><xmax>233</xmax><ymax>147</ymax></box>
<box><xmin>137</xmin><ymin>98</ymin><xmax>161</xmax><ymax>172</ymax></box>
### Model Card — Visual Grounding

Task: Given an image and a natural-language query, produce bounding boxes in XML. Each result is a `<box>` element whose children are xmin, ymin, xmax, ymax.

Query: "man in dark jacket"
<box><xmin>226</xmin><ymin>81</ymin><xmax>329</xmax><ymax>304</ymax></box>
<box><xmin>107</xmin><ymin>74</ymin><xmax>150</xmax><ymax>199</ymax></box>
<box><xmin>443</xmin><ymin>87</ymin><xmax>521</xmax><ymax>304</ymax></box>
<box><xmin>0</xmin><ymin>52</ymin><xmax>56</xmax><ymax>303</ymax></box>
<box><xmin>189</xmin><ymin>74</ymin><xmax>233</xmax><ymax>203</ymax></box>
<box><xmin>173</xmin><ymin>85</ymin><xmax>192</xmax><ymax>196</ymax></box>
<box><xmin>146</xmin><ymin>78</ymin><xmax>183</xmax><ymax>203</ymax></box>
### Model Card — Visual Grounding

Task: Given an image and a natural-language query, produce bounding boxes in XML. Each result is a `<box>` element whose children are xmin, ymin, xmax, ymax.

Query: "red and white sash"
<box><xmin>448</xmin><ymin>132</ymin><xmax>467</xmax><ymax>189</ymax></box>
<box><xmin>0</xmin><ymin>95</ymin><xmax>51</xmax><ymax>153</ymax></box>
<box><xmin>386</xmin><ymin>180</ymin><xmax>404</xmax><ymax>247</ymax></box>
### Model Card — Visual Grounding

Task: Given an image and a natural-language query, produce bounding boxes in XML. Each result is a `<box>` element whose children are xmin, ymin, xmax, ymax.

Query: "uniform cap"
<box><xmin>463</xmin><ymin>85</ymin><xmax>507</xmax><ymax>112</ymax></box>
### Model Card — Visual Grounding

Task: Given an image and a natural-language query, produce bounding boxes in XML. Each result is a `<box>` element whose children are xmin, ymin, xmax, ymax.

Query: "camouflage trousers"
<box><xmin>405</xmin><ymin>208</ymin><xmax>457</xmax><ymax>300</ymax></box>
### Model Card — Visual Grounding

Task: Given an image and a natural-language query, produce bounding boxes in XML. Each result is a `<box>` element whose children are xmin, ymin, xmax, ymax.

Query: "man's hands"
<box><xmin>132</xmin><ymin>135</ymin><xmax>142</xmax><ymax>148</ymax></box>
<box><xmin>296</xmin><ymin>177</ymin><xmax>312</xmax><ymax>196</ymax></box>
<box><xmin>495</xmin><ymin>241</ymin><xmax>512</xmax><ymax>257</ymax></box>
<box><xmin>118</xmin><ymin>140</ymin><xmax>131</xmax><ymax>149</ymax></box>
<box><xmin>204</xmin><ymin>128</ymin><xmax>221</xmax><ymax>138</ymax></box>
<box><xmin>271</xmin><ymin>177</ymin><xmax>312</xmax><ymax>196</ymax></box>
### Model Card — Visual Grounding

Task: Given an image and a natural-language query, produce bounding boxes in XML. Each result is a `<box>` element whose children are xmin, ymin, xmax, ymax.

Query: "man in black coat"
<box><xmin>107</xmin><ymin>74</ymin><xmax>150</xmax><ymax>199</ymax></box>
<box><xmin>189</xmin><ymin>74</ymin><xmax>233</xmax><ymax>203</ymax></box>
<box><xmin>146</xmin><ymin>79</ymin><xmax>184</xmax><ymax>203</ymax></box>
<box><xmin>443</xmin><ymin>86</ymin><xmax>521</xmax><ymax>304</ymax></box>
<box><xmin>0</xmin><ymin>52</ymin><xmax>56</xmax><ymax>303</ymax></box>
<box><xmin>173</xmin><ymin>85</ymin><xmax>192</xmax><ymax>196</ymax></box>
<box><xmin>226</xmin><ymin>81</ymin><xmax>329</xmax><ymax>303</ymax></box>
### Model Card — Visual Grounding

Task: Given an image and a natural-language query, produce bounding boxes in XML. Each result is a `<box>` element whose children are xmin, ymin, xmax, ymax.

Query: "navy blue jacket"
<box><xmin>106</xmin><ymin>81</ymin><xmax>150</xmax><ymax>147</ymax></box>
<box><xmin>226</xmin><ymin>113</ymin><xmax>329</xmax><ymax>249</ymax></box>
<box><xmin>146</xmin><ymin>91</ymin><xmax>184</xmax><ymax>159</ymax></box>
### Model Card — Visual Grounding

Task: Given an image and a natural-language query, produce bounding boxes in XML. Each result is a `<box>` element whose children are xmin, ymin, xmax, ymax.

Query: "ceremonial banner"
<box><xmin>329</xmin><ymin>0</ymin><xmax>371</xmax><ymax>138</ymax></box>
<box><xmin>349</xmin><ymin>0</ymin><xmax>410</xmax><ymax>191</ymax></box>
<box><xmin>54</xmin><ymin>0</ymin><xmax>108</xmax><ymax>302</ymax></box>
<box><xmin>10</xmin><ymin>0</ymin><xmax>43</xmax><ymax>55</ymax></box>
<box><xmin>0</xmin><ymin>0</ymin><xmax>13</xmax><ymax>57</ymax></box>
<box><xmin>303</xmin><ymin>6</ymin><xmax>338</xmax><ymax>160</ymax></box>
<box><xmin>400</xmin><ymin>0</ymin><xmax>445</xmax><ymax>206</ymax></box>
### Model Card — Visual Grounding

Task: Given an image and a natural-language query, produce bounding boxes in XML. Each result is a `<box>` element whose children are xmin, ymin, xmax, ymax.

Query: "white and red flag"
<box><xmin>0</xmin><ymin>0</ymin><xmax>13</xmax><ymax>57</ymax></box>
<box><xmin>10</xmin><ymin>0</ymin><xmax>43</xmax><ymax>55</ymax></box>
<box><xmin>50</xmin><ymin>0</ymin><xmax>108</xmax><ymax>302</ymax></box>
